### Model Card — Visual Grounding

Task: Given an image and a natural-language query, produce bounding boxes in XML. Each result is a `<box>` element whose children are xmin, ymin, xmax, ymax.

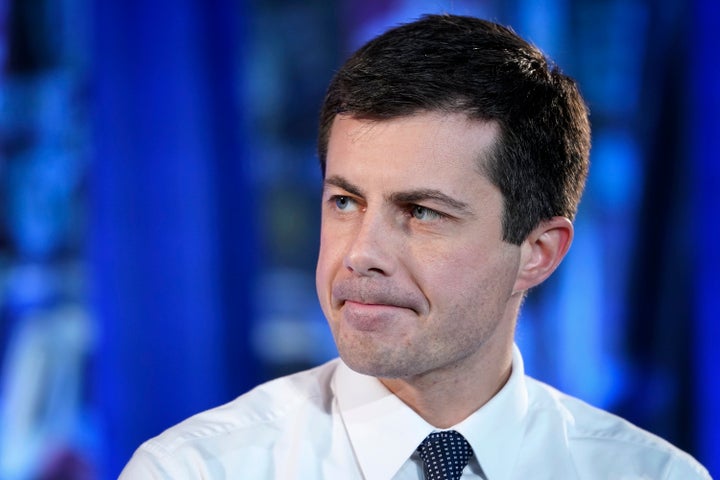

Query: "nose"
<box><xmin>343</xmin><ymin>212</ymin><xmax>397</xmax><ymax>277</ymax></box>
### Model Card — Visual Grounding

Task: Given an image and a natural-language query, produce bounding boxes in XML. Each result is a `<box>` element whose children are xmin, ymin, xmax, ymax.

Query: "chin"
<box><xmin>331</xmin><ymin>322</ymin><xmax>427</xmax><ymax>378</ymax></box>
<box><xmin>337</xmin><ymin>347</ymin><xmax>419</xmax><ymax>379</ymax></box>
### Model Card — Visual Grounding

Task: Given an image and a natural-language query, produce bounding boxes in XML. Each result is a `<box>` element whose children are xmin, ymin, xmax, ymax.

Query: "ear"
<box><xmin>513</xmin><ymin>217</ymin><xmax>574</xmax><ymax>294</ymax></box>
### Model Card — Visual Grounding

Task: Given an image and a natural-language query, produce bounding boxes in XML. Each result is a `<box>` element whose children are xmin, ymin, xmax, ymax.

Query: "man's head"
<box><xmin>318</xmin><ymin>14</ymin><xmax>590</xmax><ymax>245</ymax></box>
<box><xmin>315</xmin><ymin>14</ymin><xmax>588</xmax><ymax>392</ymax></box>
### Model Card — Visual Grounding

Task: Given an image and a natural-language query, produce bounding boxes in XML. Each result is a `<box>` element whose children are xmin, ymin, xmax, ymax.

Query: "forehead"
<box><xmin>325</xmin><ymin>112</ymin><xmax>499</xmax><ymax>184</ymax></box>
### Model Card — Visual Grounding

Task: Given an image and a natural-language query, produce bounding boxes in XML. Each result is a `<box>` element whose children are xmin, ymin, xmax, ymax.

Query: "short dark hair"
<box><xmin>318</xmin><ymin>14</ymin><xmax>590</xmax><ymax>245</ymax></box>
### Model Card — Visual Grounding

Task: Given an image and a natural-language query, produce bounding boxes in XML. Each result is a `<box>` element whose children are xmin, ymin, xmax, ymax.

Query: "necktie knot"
<box><xmin>417</xmin><ymin>430</ymin><xmax>474</xmax><ymax>480</ymax></box>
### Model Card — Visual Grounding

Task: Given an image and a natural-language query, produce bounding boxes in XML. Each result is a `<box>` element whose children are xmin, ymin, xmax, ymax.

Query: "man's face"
<box><xmin>316</xmin><ymin>112</ymin><xmax>524</xmax><ymax>381</ymax></box>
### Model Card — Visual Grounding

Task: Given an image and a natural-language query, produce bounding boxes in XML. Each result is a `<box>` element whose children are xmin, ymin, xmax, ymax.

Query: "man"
<box><xmin>121</xmin><ymin>14</ymin><xmax>710</xmax><ymax>479</ymax></box>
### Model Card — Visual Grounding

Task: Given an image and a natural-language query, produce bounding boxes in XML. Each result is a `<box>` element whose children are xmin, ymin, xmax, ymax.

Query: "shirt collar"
<box><xmin>333</xmin><ymin>361</ymin><xmax>433</xmax><ymax>480</ymax></box>
<box><xmin>332</xmin><ymin>344</ymin><xmax>528</xmax><ymax>480</ymax></box>
<box><xmin>454</xmin><ymin>344</ymin><xmax>529</xmax><ymax>480</ymax></box>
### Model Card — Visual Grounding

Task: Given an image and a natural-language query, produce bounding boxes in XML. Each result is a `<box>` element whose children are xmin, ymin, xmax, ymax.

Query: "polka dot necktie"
<box><xmin>417</xmin><ymin>430</ymin><xmax>474</xmax><ymax>480</ymax></box>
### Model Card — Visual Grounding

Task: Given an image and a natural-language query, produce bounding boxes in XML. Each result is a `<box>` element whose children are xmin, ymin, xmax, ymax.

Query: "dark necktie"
<box><xmin>417</xmin><ymin>430</ymin><xmax>474</xmax><ymax>480</ymax></box>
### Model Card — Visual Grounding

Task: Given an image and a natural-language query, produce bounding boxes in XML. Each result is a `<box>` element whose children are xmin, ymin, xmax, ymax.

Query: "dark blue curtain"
<box><xmin>90</xmin><ymin>1</ymin><xmax>257</xmax><ymax>477</ymax></box>
<box><xmin>691</xmin><ymin>0</ymin><xmax>720</xmax><ymax>473</ymax></box>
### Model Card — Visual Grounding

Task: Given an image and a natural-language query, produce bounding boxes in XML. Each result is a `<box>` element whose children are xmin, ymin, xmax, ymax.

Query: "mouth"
<box><xmin>339</xmin><ymin>299</ymin><xmax>414</xmax><ymax>332</ymax></box>
<box><xmin>339</xmin><ymin>297</ymin><xmax>418</xmax><ymax>314</ymax></box>
<box><xmin>331</xmin><ymin>280</ymin><xmax>425</xmax><ymax>319</ymax></box>
<box><xmin>342</xmin><ymin>299</ymin><xmax>410</xmax><ymax>310</ymax></box>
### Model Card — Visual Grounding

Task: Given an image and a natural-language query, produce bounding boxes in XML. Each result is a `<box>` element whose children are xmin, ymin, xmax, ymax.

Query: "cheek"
<box><xmin>316</xmin><ymin>228</ymin><xmax>344</xmax><ymax>299</ymax></box>
<box><xmin>316</xmin><ymin>236</ymin><xmax>332</xmax><ymax>287</ymax></box>
<box><xmin>415</xmin><ymin>242</ymin><xmax>518</xmax><ymax>305</ymax></box>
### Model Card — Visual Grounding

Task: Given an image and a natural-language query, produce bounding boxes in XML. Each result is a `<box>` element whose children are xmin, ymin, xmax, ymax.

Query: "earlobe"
<box><xmin>513</xmin><ymin>217</ymin><xmax>574</xmax><ymax>294</ymax></box>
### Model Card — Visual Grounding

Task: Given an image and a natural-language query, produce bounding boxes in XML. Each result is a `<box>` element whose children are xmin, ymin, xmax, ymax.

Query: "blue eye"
<box><xmin>411</xmin><ymin>205</ymin><xmax>441</xmax><ymax>221</ymax></box>
<box><xmin>332</xmin><ymin>195</ymin><xmax>361</xmax><ymax>212</ymax></box>
<box><xmin>335</xmin><ymin>196</ymin><xmax>351</xmax><ymax>209</ymax></box>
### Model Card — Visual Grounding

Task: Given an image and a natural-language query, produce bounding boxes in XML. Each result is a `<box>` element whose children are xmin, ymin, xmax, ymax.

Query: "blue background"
<box><xmin>0</xmin><ymin>0</ymin><xmax>717</xmax><ymax>478</ymax></box>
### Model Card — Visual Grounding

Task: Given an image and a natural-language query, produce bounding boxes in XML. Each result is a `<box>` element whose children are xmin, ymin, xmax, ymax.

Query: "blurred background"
<box><xmin>0</xmin><ymin>0</ymin><xmax>717</xmax><ymax>478</ymax></box>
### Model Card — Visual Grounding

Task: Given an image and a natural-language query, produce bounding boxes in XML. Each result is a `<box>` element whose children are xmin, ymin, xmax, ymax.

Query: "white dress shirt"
<box><xmin>120</xmin><ymin>346</ymin><xmax>710</xmax><ymax>479</ymax></box>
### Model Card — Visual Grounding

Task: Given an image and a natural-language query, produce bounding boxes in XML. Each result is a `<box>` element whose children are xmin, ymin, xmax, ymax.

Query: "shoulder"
<box><xmin>524</xmin><ymin>376</ymin><xmax>711</xmax><ymax>480</ymax></box>
<box><xmin>127</xmin><ymin>359</ymin><xmax>340</xmax><ymax>467</ymax></box>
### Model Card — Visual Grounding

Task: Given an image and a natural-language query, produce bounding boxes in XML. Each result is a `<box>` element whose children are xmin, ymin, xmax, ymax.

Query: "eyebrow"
<box><xmin>324</xmin><ymin>175</ymin><xmax>366</xmax><ymax>197</ymax></box>
<box><xmin>390</xmin><ymin>189</ymin><xmax>472</xmax><ymax>214</ymax></box>
<box><xmin>324</xmin><ymin>175</ymin><xmax>473</xmax><ymax>215</ymax></box>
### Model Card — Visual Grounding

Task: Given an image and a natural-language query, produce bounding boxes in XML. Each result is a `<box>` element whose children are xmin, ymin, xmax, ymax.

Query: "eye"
<box><xmin>332</xmin><ymin>195</ymin><xmax>357</xmax><ymax>211</ymax></box>
<box><xmin>410</xmin><ymin>205</ymin><xmax>443</xmax><ymax>221</ymax></box>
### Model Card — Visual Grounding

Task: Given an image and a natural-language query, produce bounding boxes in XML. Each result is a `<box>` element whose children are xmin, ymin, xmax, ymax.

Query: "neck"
<box><xmin>379</xmin><ymin>325</ymin><xmax>515</xmax><ymax>428</ymax></box>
